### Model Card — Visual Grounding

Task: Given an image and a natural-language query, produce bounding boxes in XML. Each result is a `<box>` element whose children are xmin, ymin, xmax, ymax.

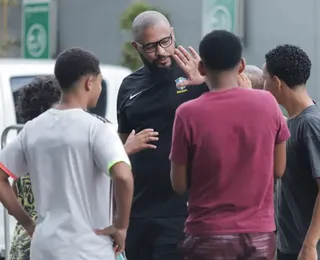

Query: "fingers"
<box><xmin>188</xmin><ymin>46</ymin><xmax>200</xmax><ymax>61</ymax></box>
<box><xmin>143</xmin><ymin>133</ymin><xmax>159</xmax><ymax>143</ymax></box>
<box><xmin>174</xmin><ymin>48</ymin><xmax>189</xmax><ymax>65</ymax></box>
<box><xmin>94</xmin><ymin>225</ymin><xmax>116</xmax><ymax>236</ymax></box>
<box><xmin>136</xmin><ymin>128</ymin><xmax>155</xmax><ymax>135</ymax></box>
<box><xmin>143</xmin><ymin>144</ymin><xmax>157</xmax><ymax>149</ymax></box>
<box><xmin>173</xmin><ymin>53</ymin><xmax>186</xmax><ymax>69</ymax></box>
<box><xmin>178</xmin><ymin>45</ymin><xmax>192</xmax><ymax>61</ymax></box>
<box><xmin>114</xmin><ymin>244</ymin><xmax>125</xmax><ymax>255</ymax></box>
<box><xmin>137</xmin><ymin>129</ymin><xmax>159</xmax><ymax>141</ymax></box>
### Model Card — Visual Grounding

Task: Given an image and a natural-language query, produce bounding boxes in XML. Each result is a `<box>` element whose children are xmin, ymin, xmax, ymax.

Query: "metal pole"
<box><xmin>1</xmin><ymin>125</ymin><xmax>24</xmax><ymax>260</ymax></box>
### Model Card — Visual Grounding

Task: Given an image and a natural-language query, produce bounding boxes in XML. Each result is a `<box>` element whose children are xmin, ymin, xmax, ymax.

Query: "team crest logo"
<box><xmin>175</xmin><ymin>77</ymin><xmax>188</xmax><ymax>94</ymax></box>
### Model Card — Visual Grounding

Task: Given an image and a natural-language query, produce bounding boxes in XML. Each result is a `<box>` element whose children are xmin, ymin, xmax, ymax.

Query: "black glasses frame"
<box><xmin>136</xmin><ymin>34</ymin><xmax>173</xmax><ymax>53</ymax></box>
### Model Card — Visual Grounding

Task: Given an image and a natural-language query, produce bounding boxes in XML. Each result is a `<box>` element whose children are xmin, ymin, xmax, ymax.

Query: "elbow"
<box><xmin>274</xmin><ymin>168</ymin><xmax>285</xmax><ymax>178</ymax></box>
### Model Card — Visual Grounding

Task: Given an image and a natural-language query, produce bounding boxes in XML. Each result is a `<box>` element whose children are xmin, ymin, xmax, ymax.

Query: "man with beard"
<box><xmin>116</xmin><ymin>10</ymin><xmax>208</xmax><ymax>260</ymax></box>
<box><xmin>263</xmin><ymin>44</ymin><xmax>320</xmax><ymax>260</ymax></box>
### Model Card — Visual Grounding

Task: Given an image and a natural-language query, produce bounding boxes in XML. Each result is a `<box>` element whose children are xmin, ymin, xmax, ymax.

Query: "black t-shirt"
<box><xmin>276</xmin><ymin>104</ymin><xmax>320</xmax><ymax>254</ymax></box>
<box><xmin>117</xmin><ymin>65</ymin><xmax>208</xmax><ymax>218</ymax></box>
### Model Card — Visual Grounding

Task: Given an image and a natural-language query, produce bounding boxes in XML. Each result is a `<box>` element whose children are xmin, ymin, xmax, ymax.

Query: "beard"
<box><xmin>139</xmin><ymin>42</ymin><xmax>178</xmax><ymax>74</ymax></box>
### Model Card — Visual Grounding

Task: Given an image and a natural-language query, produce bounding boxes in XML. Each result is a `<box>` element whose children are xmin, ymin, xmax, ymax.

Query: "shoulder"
<box><xmin>88</xmin><ymin>112</ymin><xmax>110</xmax><ymax>123</ymax></box>
<box><xmin>118</xmin><ymin>66</ymin><xmax>150</xmax><ymax>105</ymax></box>
<box><xmin>299</xmin><ymin>105</ymin><xmax>320</xmax><ymax>137</ymax></box>
<box><xmin>119</xmin><ymin>66</ymin><xmax>150</xmax><ymax>93</ymax></box>
<box><xmin>176</xmin><ymin>96</ymin><xmax>202</xmax><ymax>118</ymax></box>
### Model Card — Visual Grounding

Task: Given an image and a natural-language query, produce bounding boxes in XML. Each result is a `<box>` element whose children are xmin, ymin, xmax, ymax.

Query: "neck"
<box><xmin>55</xmin><ymin>92</ymin><xmax>88</xmax><ymax>110</ymax></box>
<box><xmin>281</xmin><ymin>86</ymin><xmax>314</xmax><ymax>118</ymax></box>
<box><xmin>208</xmin><ymin>73</ymin><xmax>238</xmax><ymax>92</ymax></box>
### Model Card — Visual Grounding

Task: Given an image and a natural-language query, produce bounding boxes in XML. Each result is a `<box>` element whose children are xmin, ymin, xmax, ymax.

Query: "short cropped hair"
<box><xmin>54</xmin><ymin>47</ymin><xmax>101</xmax><ymax>91</ymax></box>
<box><xmin>265</xmin><ymin>44</ymin><xmax>311</xmax><ymax>88</ymax></box>
<box><xmin>16</xmin><ymin>76</ymin><xmax>61</xmax><ymax>123</ymax></box>
<box><xmin>199</xmin><ymin>30</ymin><xmax>243</xmax><ymax>71</ymax></box>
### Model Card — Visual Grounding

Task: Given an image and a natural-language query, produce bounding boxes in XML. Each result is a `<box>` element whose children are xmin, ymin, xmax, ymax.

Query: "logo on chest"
<box><xmin>175</xmin><ymin>77</ymin><xmax>188</xmax><ymax>94</ymax></box>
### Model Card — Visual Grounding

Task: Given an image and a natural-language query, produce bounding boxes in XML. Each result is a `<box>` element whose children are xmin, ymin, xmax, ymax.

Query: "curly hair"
<box><xmin>16</xmin><ymin>75</ymin><xmax>61</xmax><ymax>123</ymax></box>
<box><xmin>199</xmin><ymin>30</ymin><xmax>242</xmax><ymax>71</ymax></box>
<box><xmin>265</xmin><ymin>44</ymin><xmax>311</xmax><ymax>88</ymax></box>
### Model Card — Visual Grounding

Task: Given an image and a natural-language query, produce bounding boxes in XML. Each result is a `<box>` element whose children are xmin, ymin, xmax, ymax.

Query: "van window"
<box><xmin>10</xmin><ymin>76</ymin><xmax>108</xmax><ymax>122</ymax></box>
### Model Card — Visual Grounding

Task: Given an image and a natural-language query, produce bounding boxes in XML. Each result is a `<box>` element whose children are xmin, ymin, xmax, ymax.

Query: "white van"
<box><xmin>0</xmin><ymin>59</ymin><xmax>131</xmax><ymax>259</ymax></box>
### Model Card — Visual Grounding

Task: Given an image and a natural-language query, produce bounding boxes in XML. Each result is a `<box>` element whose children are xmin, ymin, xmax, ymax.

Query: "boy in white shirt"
<box><xmin>0</xmin><ymin>47</ymin><xmax>133</xmax><ymax>260</ymax></box>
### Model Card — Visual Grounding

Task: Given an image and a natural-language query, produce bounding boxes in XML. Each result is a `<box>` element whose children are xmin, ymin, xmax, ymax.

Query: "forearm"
<box><xmin>0</xmin><ymin>178</ymin><xmax>33</xmax><ymax>228</ymax></box>
<box><xmin>113</xmin><ymin>176</ymin><xmax>133</xmax><ymax>229</ymax></box>
<box><xmin>303</xmin><ymin>191</ymin><xmax>320</xmax><ymax>247</ymax></box>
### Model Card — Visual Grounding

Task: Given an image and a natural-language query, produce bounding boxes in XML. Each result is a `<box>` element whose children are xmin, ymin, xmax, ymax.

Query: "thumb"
<box><xmin>177</xmin><ymin>79</ymin><xmax>192</xmax><ymax>87</ymax></box>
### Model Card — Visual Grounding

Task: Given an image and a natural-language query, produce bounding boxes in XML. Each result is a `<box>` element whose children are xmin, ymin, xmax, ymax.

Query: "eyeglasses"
<box><xmin>136</xmin><ymin>34</ymin><xmax>173</xmax><ymax>53</ymax></box>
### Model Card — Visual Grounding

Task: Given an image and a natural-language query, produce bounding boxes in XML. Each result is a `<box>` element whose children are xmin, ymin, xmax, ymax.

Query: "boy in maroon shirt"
<box><xmin>169</xmin><ymin>30</ymin><xmax>290</xmax><ymax>260</ymax></box>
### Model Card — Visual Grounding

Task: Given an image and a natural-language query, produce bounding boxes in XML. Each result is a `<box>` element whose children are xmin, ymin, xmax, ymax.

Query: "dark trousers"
<box><xmin>125</xmin><ymin>217</ymin><xmax>185</xmax><ymax>260</ymax></box>
<box><xmin>179</xmin><ymin>232</ymin><xmax>276</xmax><ymax>260</ymax></box>
<box><xmin>276</xmin><ymin>249</ymin><xmax>298</xmax><ymax>260</ymax></box>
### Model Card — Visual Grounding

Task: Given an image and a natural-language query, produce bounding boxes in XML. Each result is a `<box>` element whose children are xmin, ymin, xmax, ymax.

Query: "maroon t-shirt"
<box><xmin>170</xmin><ymin>87</ymin><xmax>290</xmax><ymax>236</ymax></box>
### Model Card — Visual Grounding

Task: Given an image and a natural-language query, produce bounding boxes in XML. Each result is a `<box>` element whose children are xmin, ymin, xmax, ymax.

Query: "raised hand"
<box><xmin>238</xmin><ymin>73</ymin><xmax>252</xmax><ymax>89</ymax></box>
<box><xmin>124</xmin><ymin>129</ymin><xmax>159</xmax><ymax>155</ymax></box>
<box><xmin>173</xmin><ymin>46</ymin><xmax>205</xmax><ymax>87</ymax></box>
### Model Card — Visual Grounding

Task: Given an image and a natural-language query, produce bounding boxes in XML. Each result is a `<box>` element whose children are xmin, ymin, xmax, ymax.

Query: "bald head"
<box><xmin>244</xmin><ymin>65</ymin><xmax>264</xmax><ymax>89</ymax></box>
<box><xmin>132</xmin><ymin>11</ymin><xmax>170</xmax><ymax>41</ymax></box>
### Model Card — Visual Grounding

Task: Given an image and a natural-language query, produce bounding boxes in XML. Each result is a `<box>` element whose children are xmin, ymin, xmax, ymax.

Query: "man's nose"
<box><xmin>156</xmin><ymin>44</ymin><xmax>166</xmax><ymax>56</ymax></box>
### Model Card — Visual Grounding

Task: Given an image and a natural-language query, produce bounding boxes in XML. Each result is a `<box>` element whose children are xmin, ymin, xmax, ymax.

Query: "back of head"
<box><xmin>244</xmin><ymin>65</ymin><xmax>264</xmax><ymax>89</ymax></box>
<box><xmin>54</xmin><ymin>47</ymin><xmax>101</xmax><ymax>92</ymax></box>
<box><xmin>17</xmin><ymin>75</ymin><xmax>61</xmax><ymax>123</ymax></box>
<box><xmin>265</xmin><ymin>44</ymin><xmax>311</xmax><ymax>88</ymax></box>
<box><xmin>199</xmin><ymin>30</ymin><xmax>243</xmax><ymax>71</ymax></box>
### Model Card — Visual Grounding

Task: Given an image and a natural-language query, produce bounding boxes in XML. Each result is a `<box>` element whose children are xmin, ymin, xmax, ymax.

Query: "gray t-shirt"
<box><xmin>0</xmin><ymin>108</ymin><xmax>130</xmax><ymax>260</ymax></box>
<box><xmin>276</xmin><ymin>104</ymin><xmax>320</xmax><ymax>254</ymax></box>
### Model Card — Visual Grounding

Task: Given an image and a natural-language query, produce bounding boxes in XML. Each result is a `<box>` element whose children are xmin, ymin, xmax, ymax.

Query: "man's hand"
<box><xmin>95</xmin><ymin>225</ymin><xmax>127</xmax><ymax>255</ymax></box>
<box><xmin>298</xmin><ymin>244</ymin><xmax>318</xmax><ymax>260</ymax></box>
<box><xmin>124</xmin><ymin>129</ymin><xmax>159</xmax><ymax>155</ymax></box>
<box><xmin>238</xmin><ymin>73</ymin><xmax>252</xmax><ymax>89</ymax></box>
<box><xmin>173</xmin><ymin>46</ymin><xmax>205</xmax><ymax>87</ymax></box>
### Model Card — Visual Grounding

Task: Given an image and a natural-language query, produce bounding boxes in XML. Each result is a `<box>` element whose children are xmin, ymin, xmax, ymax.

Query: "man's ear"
<box><xmin>198</xmin><ymin>61</ymin><xmax>206</xmax><ymax>76</ymax></box>
<box><xmin>274</xmin><ymin>76</ymin><xmax>282</xmax><ymax>91</ymax></box>
<box><xmin>172</xmin><ymin>27</ymin><xmax>175</xmax><ymax>40</ymax></box>
<box><xmin>131</xmin><ymin>41</ymin><xmax>138</xmax><ymax>50</ymax></box>
<box><xmin>84</xmin><ymin>77</ymin><xmax>92</xmax><ymax>92</ymax></box>
<box><xmin>239</xmin><ymin>58</ymin><xmax>246</xmax><ymax>74</ymax></box>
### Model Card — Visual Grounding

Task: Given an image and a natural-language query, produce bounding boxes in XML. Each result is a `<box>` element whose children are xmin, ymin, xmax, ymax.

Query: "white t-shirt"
<box><xmin>0</xmin><ymin>108</ymin><xmax>130</xmax><ymax>260</ymax></box>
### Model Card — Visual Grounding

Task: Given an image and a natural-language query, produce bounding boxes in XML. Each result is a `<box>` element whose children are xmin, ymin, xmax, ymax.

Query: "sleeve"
<box><xmin>303</xmin><ymin>119</ymin><xmax>320</xmax><ymax>179</ymax></box>
<box><xmin>92</xmin><ymin>122</ymin><xmax>131</xmax><ymax>175</ymax></box>
<box><xmin>274</xmin><ymin>103</ymin><xmax>290</xmax><ymax>144</ymax></box>
<box><xmin>117</xmin><ymin>80</ymin><xmax>134</xmax><ymax>134</ymax></box>
<box><xmin>0</xmin><ymin>129</ymin><xmax>28</xmax><ymax>179</ymax></box>
<box><xmin>169</xmin><ymin>109</ymin><xmax>190</xmax><ymax>165</ymax></box>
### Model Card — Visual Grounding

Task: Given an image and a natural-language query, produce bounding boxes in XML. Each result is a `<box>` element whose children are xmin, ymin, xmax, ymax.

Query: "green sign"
<box><xmin>22</xmin><ymin>1</ymin><xmax>50</xmax><ymax>59</ymax></box>
<box><xmin>202</xmin><ymin>0</ymin><xmax>237</xmax><ymax>36</ymax></box>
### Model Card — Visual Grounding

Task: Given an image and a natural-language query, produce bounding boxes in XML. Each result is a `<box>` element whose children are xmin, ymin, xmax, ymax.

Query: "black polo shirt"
<box><xmin>117</xmin><ymin>64</ymin><xmax>208</xmax><ymax>218</ymax></box>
